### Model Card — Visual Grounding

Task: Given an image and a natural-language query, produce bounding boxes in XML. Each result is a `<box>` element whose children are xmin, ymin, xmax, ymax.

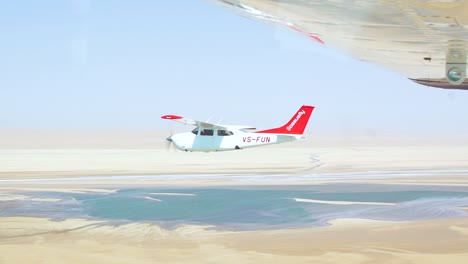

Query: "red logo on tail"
<box><xmin>256</xmin><ymin>105</ymin><xmax>314</xmax><ymax>135</ymax></box>
<box><xmin>286</xmin><ymin>109</ymin><xmax>306</xmax><ymax>131</ymax></box>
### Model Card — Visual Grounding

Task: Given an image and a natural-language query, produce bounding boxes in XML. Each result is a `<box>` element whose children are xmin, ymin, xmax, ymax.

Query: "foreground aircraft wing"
<box><xmin>161</xmin><ymin>114</ymin><xmax>228</xmax><ymax>129</ymax></box>
<box><xmin>215</xmin><ymin>0</ymin><xmax>468</xmax><ymax>90</ymax></box>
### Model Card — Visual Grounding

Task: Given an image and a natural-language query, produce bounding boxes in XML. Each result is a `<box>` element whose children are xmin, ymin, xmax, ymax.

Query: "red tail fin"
<box><xmin>256</xmin><ymin>105</ymin><xmax>315</xmax><ymax>135</ymax></box>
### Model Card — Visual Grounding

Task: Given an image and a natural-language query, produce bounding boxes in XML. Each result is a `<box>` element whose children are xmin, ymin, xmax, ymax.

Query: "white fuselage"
<box><xmin>169</xmin><ymin>127</ymin><xmax>300</xmax><ymax>152</ymax></box>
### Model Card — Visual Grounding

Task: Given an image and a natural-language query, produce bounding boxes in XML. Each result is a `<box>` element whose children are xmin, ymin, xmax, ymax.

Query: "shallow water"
<box><xmin>2</xmin><ymin>183</ymin><xmax>468</xmax><ymax>230</ymax></box>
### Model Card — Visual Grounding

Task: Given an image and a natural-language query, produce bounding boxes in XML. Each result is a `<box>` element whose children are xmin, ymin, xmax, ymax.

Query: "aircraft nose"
<box><xmin>166</xmin><ymin>136</ymin><xmax>173</xmax><ymax>142</ymax></box>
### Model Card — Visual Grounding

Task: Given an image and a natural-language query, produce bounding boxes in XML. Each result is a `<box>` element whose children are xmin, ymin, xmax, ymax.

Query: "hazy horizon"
<box><xmin>1</xmin><ymin>1</ymin><xmax>468</xmax><ymax>139</ymax></box>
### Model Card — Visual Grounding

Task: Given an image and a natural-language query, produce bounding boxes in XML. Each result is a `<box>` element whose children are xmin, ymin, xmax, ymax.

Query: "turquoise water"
<box><xmin>2</xmin><ymin>184</ymin><xmax>468</xmax><ymax>230</ymax></box>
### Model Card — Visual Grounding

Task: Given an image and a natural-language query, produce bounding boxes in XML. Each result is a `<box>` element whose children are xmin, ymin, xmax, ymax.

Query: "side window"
<box><xmin>191</xmin><ymin>127</ymin><xmax>199</xmax><ymax>135</ymax></box>
<box><xmin>200</xmin><ymin>129</ymin><xmax>214</xmax><ymax>136</ymax></box>
<box><xmin>218</xmin><ymin>130</ymin><xmax>233</xmax><ymax>136</ymax></box>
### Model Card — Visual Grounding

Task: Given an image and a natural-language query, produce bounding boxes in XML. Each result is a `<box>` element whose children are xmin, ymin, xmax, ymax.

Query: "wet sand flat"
<box><xmin>1</xmin><ymin>216</ymin><xmax>468</xmax><ymax>264</ymax></box>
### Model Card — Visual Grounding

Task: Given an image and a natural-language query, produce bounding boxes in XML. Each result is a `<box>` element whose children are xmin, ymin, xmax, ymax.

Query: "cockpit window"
<box><xmin>217</xmin><ymin>130</ymin><xmax>233</xmax><ymax>136</ymax></box>
<box><xmin>200</xmin><ymin>129</ymin><xmax>214</xmax><ymax>136</ymax></box>
<box><xmin>191</xmin><ymin>127</ymin><xmax>199</xmax><ymax>135</ymax></box>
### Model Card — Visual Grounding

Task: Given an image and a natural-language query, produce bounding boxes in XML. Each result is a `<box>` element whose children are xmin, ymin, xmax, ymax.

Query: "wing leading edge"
<box><xmin>161</xmin><ymin>115</ymin><xmax>228</xmax><ymax>129</ymax></box>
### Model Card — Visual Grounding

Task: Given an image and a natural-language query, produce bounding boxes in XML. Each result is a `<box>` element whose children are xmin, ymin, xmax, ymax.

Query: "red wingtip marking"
<box><xmin>288</xmin><ymin>25</ymin><xmax>324</xmax><ymax>44</ymax></box>
<box><xmin>161</xmin><ymin>115</ymin><xmax>183</xmax><ymax>120</ymax></box>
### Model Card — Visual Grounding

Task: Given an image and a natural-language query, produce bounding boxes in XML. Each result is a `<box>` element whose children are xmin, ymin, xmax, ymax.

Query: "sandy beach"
<box><xmin>1</xmin><ymin>216</ymin><xmax>468</xmax><ymax>264</ymax></box>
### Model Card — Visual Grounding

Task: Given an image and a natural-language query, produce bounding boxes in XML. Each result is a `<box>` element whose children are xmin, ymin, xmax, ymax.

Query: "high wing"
<box><xmin>216</xmin><ymin>0</ymin><xmax>468</xmax><ymax>90</ymax></box>
<box><xmin>161</xmin><ymin>114</ymin><xmax>228</xmax><ymax>129</ymax></box>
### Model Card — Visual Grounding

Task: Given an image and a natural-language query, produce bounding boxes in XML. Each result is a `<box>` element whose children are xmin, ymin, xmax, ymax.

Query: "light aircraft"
<box><xmin>214</xmin><ymin>0</ymin><xmax>468</xmax><ymax>90</ymax></box>
<box><xmin>161</xmin><ymin>105</ymin><xmax>314</xmax><ymax>152</ymax></box>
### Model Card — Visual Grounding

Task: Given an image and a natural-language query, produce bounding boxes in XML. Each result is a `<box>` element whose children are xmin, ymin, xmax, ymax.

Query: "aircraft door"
<box><xmin>192</xmin><ymin>128</ymin><xmax>222</xmax><ymax>151</ymax></box>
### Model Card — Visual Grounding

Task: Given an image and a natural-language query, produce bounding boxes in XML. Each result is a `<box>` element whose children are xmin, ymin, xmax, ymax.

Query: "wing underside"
<box><xmin>216</xmin><ymin>0</ymin><xmax>468</xmax><ymax>90</ymax></box>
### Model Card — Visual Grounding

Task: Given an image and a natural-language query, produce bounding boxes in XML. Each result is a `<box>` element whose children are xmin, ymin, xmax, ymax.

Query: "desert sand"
<box><xmin>1</xmin><ymin>144</ymin><xmax>468</xmax><ymax>189</ymax></box>
<box><xmin>1</xmin><ymin>216</ymin><xmax>468</xmax><ymax>264</ymax></box>
<box><xmin>1</xmin><ymin>131</ymin><xmax>468</xmax><ymax>263</ymax></box>
<box><xmin>1</xmin><ymin>129</ymin><xmax>467</xmax><ymax>182</ymax></box>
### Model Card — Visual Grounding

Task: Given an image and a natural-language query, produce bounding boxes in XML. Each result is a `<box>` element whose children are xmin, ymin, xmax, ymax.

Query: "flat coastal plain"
<box><xmin>1</xmin><ymin>131</ymin><xmax>468</xmax><ymax>263</ymax></box>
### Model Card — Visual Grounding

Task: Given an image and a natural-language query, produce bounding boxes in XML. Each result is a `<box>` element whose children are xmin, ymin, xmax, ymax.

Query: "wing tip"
<box><xmin>161</xmin><ymin>115</ymin><xmax>183</xmax><ymax>120</ymax></box>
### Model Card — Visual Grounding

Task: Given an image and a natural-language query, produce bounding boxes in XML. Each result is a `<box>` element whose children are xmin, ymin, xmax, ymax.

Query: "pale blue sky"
<box><xmin>1</xmin><ymin>1</ymin><xmax>468</xmax><ymax>136</ymax></box>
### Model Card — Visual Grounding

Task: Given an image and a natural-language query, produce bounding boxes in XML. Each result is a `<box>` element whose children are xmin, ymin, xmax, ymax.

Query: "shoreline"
<box><xmin>1</xmin><ymin>168</ymin><xmax>468</xmax><ymax>189</ymax></box>
<box><xmin>1</xmin><ymin>216</ymin><xmax>468</xmax><ymax>263</ymax></box>
<box><xmin>2</xmin><ymin>145</ymin><xmax>468</xmax><ymax>262</ymax></box>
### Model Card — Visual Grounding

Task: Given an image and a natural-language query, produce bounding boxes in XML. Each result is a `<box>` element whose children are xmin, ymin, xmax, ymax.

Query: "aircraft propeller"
<box><xmin>165</xmin><ymin>131</ymin><xmax>175</xmax><ymax>151</ymax></box>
